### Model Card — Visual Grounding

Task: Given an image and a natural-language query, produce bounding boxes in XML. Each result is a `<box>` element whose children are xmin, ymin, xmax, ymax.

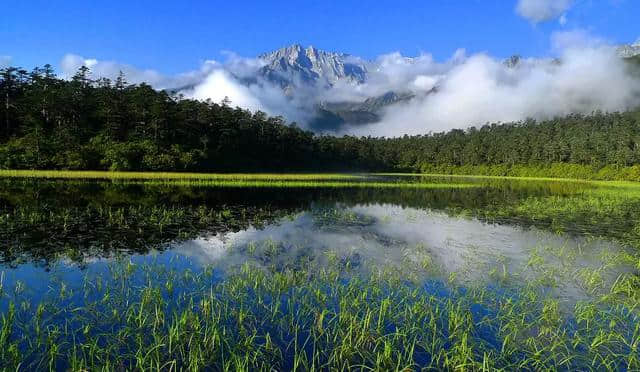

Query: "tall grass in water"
<box><xmin>0</xmin><ymin>255</ymin><xmax>638</xmax><ymax>371</ymax></box>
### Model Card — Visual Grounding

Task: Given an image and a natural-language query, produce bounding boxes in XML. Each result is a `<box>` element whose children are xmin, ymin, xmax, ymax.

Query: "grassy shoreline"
<box><xmin>3</xmin><ymin>166</ymin><xmax>640</xmax><ymax>184</ymax></box>
<box><xmin>0</xmin><ymin>170</ymin><xmax>479</xmax><ymax>189</ymax></box>
<box><xmin>416</xmin><ymin>163</ymin><xmax>640</xmax><ymax>183</ymax></box>
<box><xmin>378</xmin><ymin>172</ymin><xmax>640</xmax><ymax>189</ymax></box>
<box><xmin>0</xmin><ymin>170</ymin><xmax>362</xmax><ymax>180</ymax></box>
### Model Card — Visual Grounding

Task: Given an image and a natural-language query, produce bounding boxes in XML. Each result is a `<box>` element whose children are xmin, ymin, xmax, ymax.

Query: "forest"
<box><xmin>2</xmin><ymin>65</ymin><xmax>640</xmax><ymax>177</ymax></box>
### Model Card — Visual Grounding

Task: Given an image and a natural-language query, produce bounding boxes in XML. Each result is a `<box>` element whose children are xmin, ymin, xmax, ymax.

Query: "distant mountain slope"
<box><xmin>617</xmin><ymin>39</ymin><xmax>640</xmax><ymax>58</ymax></box>
<box><xmin>312</xmin><ymin>92</ymin><xmax>415</xmax><ymax>130</ymax></box>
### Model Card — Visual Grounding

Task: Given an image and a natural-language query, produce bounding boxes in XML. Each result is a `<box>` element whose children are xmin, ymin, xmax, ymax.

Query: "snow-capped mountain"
<box><xmin>256</xmin><ymin>44</ymin><xmax>411</xmax><ymax>129</ymax></box>
<box><xmin>258</xmin><ymin>44</ymin><xmax>368</xmax><ymax>94</ymax></box>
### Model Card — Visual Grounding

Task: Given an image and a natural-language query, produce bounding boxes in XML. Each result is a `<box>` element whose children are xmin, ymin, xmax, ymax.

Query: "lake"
<box><xmin>1</xmin><ymin>174</ymin><xmax>639</xmax><ymax>370</ymax></box>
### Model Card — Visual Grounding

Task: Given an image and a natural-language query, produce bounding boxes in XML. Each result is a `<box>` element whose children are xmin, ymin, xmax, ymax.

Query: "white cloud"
<box><xmin>516</xmin><ymin>0</ymin><xmax>573</xmax><ymax>23</ymax></box>
<box><xmin>322</xmin><ymin>52</ymin><xmax>450</xmax><ymax>103</ymax></box>
<box><xmin>60</xmin><ymin>53</ymin><xmax>214</xmax><ymax>90</ymax></box>
<box><xmin>550</xmin><ymin>29</ymin><xmax>607</xmax><ymax>51</ymax></box>
<box><xmin>190</xmin><ymin>70</ymin><xmax>264</xmax><ymax>111</ymax></box>
<box><xmin>345</xmin><ymin>41</ymin><xmax>640</xmax><ymax>136</ymax></box>
<box><xmin>185</xmin><ymin>58</ymin><xmax>315</xmax><ymax>124</ymax></box>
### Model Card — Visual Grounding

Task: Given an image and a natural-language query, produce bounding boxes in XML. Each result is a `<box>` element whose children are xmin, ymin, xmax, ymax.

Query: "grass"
<box><xmin>0</xmin><ymin>247</ymin><xmax>638</xmax><ymax>371</ymax></box>
<box><xmin>124</xmin><ymin>180</ymin><xmax>479</xmax><ymax>189</ymax></box>
<box><xmin>0</xmin><ymin>170</ymin><xmax>364</xmax><ymax>181</ymax></box>
<box><xmin>415</xmin><ymin>163</ymin><xmax>640</xmax><ymax>183</ymax></box>
<box><xmin>0</xmin><ymin>202</ymin><xmax>304</xmax><ymax>266</ymax></box>
<box><xmin>0</xmin><ymin>170</ymin><xmax>480</xmax><ymax>189</ymax></box>
<box><xmin>376</xmin><ymin>172</ymin><xmax>640</xmax><ymax>187</ymax></box>
<box><xmin>4</xmin><ymin>169</ymin><xmax>640</xmax><ymax>187</ymax></box>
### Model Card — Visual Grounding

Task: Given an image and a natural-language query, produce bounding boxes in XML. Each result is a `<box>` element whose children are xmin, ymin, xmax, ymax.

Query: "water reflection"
<box><xmin>1</xmin><ymin>177</ymin><xmax>638</xmax><ymax>306</ymax></box>
<box><xmin>170</xmin><ymin>204</ymin><xmax>633</xmax><ymax>303</ymax></box>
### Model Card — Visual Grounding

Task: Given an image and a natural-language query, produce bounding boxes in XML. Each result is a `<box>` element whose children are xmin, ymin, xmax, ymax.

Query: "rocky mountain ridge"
<box><xmin>258</xmin><ymin>44</ymin><xmax>367</xmax><ymax>92</ymax></box>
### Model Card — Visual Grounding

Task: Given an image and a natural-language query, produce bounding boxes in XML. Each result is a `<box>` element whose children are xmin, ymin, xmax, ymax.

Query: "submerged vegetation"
<box><xmin>2</xmin><ymin>174</ymin><xmax>640</xmax><ymax>265</ymax></box>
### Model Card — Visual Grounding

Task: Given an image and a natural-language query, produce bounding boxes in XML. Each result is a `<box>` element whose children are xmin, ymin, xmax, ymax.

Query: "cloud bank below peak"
<box><xmin>349</xmin><ymin>41</ymin><xmax>640</xmax><ymax>136</ymax></box>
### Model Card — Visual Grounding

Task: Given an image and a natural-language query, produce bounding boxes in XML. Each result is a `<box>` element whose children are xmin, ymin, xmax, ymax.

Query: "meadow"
<box><xmin>0</xmin><ymin>172</ymin><xmax>639</xmax><ymax>370</ymax></box>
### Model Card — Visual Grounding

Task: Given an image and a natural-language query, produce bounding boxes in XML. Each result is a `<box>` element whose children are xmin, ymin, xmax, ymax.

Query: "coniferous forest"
<box><xmin>2</xmin><ymin>65</ymin><xmax>640</xmax><ymax>177</ymax></box>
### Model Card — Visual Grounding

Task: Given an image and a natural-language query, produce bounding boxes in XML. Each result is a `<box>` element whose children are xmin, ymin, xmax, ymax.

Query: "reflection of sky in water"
<box><xmin>171</xmin><ymin>204</ymin><xmax>633</xmax><ymax>302</ymax></box>
<box><xmin>0</xmin><ymin>204</ymin><xmax>633</xmax><ymax>306</ymax></box>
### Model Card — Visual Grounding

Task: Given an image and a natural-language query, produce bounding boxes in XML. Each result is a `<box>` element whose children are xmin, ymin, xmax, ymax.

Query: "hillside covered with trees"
<box><xmin>2</xmin><ymin>65</ymin><xmax>640</xmax><ymax>178</ymax></box>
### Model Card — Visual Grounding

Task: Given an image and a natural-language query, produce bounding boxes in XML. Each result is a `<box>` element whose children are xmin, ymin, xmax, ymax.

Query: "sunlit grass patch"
<box><xmin>0</xmin><ymin>170</ymin><xmax>481</xmax><ymax>189</ymax></box>
<box><xmin>374</xmin><ymin>172</ymin><xmax>596</xmax><ymax>183</ymax></box>
<box><xmin>0</xmin><ymin>169</ymin><xmax>363</xmax><ymax>181</ymax></box>
<box><xmin>126</xmin><ymin>179</ymin><xmax>480</xmax><ymax>189</ymax></box>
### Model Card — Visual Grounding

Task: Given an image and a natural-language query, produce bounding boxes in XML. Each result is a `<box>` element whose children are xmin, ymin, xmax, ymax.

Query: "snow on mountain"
<box><xmin>617</xmin><ymin>39</ymin><xmax>640</xmax><ymax>58</ymax></box>
<box><xmin>258</xmin><ymin>44</ymin><xmax>368</xmax><ymax>92</ymax></box>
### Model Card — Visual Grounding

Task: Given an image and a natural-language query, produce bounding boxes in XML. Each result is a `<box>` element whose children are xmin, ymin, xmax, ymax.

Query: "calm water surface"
<box><xmin>1</xmin><ymin>175</ymin><xmax>639</xmax><ymax>369</ymax></box>
<box><xmin>1</xmin><ymin>176</ymin><xmax>636</xmax><ymax>300</ymax></box>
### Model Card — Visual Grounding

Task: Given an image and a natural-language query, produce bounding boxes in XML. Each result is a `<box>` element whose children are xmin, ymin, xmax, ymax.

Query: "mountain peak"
<box><xmin>258</xmin><ymin>44</ymin><xmax>368</xmax><ymax>90</ymax></box>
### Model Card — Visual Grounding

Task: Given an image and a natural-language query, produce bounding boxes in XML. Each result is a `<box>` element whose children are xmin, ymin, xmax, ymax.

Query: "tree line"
<box><xmin>2</xmin><ymin>65</ymin><xmax>640</xmax><ymax>173</ymax></box>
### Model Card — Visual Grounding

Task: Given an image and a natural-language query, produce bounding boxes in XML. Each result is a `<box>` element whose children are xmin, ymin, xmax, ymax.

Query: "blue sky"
<box><xmin>1</xmin><ymin>0</ymin><xmax>638</xmax><ymax>74</ymax></box>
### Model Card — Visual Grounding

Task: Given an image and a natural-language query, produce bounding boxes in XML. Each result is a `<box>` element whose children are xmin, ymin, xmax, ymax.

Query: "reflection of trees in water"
<box><xmin>0</xmin><ymin>179</ymin><xmax>638</xmax><ymax>267</ymax></box>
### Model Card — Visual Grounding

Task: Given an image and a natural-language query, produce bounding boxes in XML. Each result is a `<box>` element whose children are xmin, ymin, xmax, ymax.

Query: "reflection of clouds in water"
<box><xmin>173</xmin><ymin>213</ymin><xmax>398</xmax><ymax>271</ymax></box>
<box><xmin>354</xmin><ymin>204</ymin><xmax>633</xmax><ymax>303</ymax></box>
<box><xmin>174</xmin><ymin>235</ymin><xmax>228</xmax><ymax>265</ymax></box>
<box><xmin>352</xmin><ymin>204</ymin><xmax>551</xmax><ymax>274</ymax></box>
<box><xmin>172</xmin><ymin>204</ymin><xmax>632</xmax><ymax>301</ymax></box>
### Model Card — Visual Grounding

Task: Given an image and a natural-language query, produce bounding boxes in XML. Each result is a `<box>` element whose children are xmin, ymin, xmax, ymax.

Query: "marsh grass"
<box><xmin>0</xmin><ymin>203</ymin><xmax>299</xmax><ymax>266</ymax></box>
<box><xmin>0</xmin><ymin>251</ymin><xmax>638</xmax><ymax>371</ymax></box>
<box><xmin>0</xmin><ymin>170</ymin><xmax>363</xmax><ymax>181</ymax></box>
<box><xmin>0</xmin><ymin>170</ymin><xmax>482</xmax><ymax>189</ymax></box>
<box><xmin>374</xmin><ymin>172</ymin><xmax>606</xmax><ymax>184</ymax></box>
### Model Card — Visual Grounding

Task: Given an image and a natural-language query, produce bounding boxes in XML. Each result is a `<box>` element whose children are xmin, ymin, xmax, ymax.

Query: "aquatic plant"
<box><xmin>0</xmin><ymin>252</ymin><xmax>637</xmax><ymax>371</ymax></box>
